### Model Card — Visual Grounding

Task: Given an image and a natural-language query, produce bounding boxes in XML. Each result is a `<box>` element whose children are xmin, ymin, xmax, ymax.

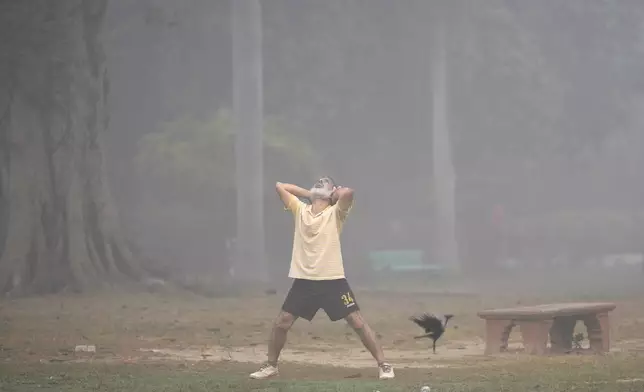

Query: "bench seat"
<box><xmin>478</xmin><ymin>302</ymin><xmax>616</xmax><ymax>355</ymax></box>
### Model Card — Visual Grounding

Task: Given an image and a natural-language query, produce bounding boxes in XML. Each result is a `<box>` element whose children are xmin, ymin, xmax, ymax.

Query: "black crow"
<box><xmin>409</xmin><ymin>313</ymin><xmax>454</xmax><ymax>353</ymax></box>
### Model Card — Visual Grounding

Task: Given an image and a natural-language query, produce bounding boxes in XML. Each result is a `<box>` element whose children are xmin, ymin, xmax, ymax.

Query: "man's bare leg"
<box><xmin>267</xmin><ymin>311</ymin><xmax>297</xmax><ymax>365</ymax></box>
<box><xmin>345</xmin><ymin>311</ymin><xmax>394</xmax><ymax>379</ymax></box>
<box><xmin>250</xmin><ymin>311</ymin><xmax>297</xmax><ymax>379</ymax></box>
<box><xmin>345</xmin><ymin>311</ymin><xmax>385</xmax><ymax>364</ymax></box>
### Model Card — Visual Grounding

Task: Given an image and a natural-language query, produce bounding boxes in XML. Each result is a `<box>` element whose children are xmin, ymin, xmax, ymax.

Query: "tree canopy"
<box><xmin>3</xmin><ymin>0</ymin><xmax>644</xmax><ymax>294</ymax></box>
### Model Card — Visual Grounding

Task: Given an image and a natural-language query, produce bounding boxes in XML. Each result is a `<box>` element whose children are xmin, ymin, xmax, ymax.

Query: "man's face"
<box><xmin>310</xmin><ymin>177</ymin><xmax>335</xmax><ymax>200</ymax></box>
<box><xmin>313</xmin><ymin>177</ymin><xmax>334</xmax><ymax>191</ymax></box>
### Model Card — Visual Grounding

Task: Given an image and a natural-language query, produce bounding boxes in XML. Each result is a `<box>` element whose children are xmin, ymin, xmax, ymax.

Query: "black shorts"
<box><xmin>281</xmin><ymin>278</ymin><xmax>360</xmax><ymax>322</ymax></box>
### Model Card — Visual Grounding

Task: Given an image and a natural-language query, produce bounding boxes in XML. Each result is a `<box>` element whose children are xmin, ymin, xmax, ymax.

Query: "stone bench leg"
<box><xmin>550</xmin><ymin>316</ymin><xmax>577</xmax><ymax>353</ymax></box>
<box><xmin>583</xmin><ymin>312</ymin><xmax>610</xmax><ymax>352</ymax></box>
<box><xmin>484</xmin><ymin>319</ymin><xmax>514</xmax><ymax>354</ymax></box>
<box><xmin>518</xmin><ymin>319</ymin><xmax>553</xmax><ymax>355</ymax></box>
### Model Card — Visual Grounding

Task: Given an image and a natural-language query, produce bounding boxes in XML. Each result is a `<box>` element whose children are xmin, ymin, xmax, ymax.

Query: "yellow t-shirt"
<box><xmin>284</xmin><ymin>194</ymin><xmax>352</xmax><ymax>280</ymax></box>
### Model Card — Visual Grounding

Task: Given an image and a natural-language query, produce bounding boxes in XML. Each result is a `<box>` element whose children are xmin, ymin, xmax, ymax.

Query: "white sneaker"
<box><xmin>249</xmin><ymin>363</ymin><xmax>279</xmax><ymax>380</ymax></box>
<box><xmin>378</xmin><ymin>362</ymin><xmax>395</xmax><ymax>380</ymax></box>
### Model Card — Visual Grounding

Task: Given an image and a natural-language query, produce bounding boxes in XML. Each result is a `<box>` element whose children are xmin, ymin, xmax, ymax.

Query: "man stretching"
<box><xmin>250</xmin><ymin>177</ymin><xmax>395</xmax><ymax>380</ymax></box>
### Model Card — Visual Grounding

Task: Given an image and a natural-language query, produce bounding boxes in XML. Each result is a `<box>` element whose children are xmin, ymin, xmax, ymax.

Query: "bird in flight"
<box><xmin>409</xmin><ymin>313</ymin><xmax>454</xmax><ymax>354</ymax></box>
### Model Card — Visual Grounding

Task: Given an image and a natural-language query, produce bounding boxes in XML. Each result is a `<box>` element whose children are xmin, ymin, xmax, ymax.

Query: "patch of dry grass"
<box><xmin>1</xmin><ymin>288</ymin><xmax>485</xmax><ymax>356</ymax></box>
<box><xmin>2</xmin><ymin>283</ymin><xmax>644</xmax><ymax>356</ymax></box>
<box><xmin>0</xmin><ymin>293</ymin><xmax>472</xmax><ymax>357</ymax></box>
<box><xmin>1</xmin><ymin>276</ymin><xmax>644</xmax><ymax>390</ymax></box>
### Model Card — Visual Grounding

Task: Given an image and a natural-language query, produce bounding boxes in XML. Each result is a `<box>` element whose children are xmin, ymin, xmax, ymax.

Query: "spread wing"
<box><xmin>409</xmin><ymin>313</ymin><xmax>443</xmax><ymax>335</ymax></box>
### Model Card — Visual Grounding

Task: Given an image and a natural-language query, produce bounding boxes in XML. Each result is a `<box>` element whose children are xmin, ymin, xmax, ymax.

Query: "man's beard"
<box><xmin>310</xmin><ymin>186</ymin><xmax>333</xmax><ymax>201</ymax></box>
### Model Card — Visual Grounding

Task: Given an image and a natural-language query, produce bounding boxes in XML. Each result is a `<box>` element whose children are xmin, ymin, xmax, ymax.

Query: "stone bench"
<box><xmin>478</xmin><ymin>302</ymin><xmax>616</xmax><ymax>355</ymax></box>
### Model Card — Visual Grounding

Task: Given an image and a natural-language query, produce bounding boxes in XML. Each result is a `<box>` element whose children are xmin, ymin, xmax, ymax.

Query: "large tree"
<box><xmin>0</xmin><ymin>0</ymin><xmax>142</xmax><ymax>295</ymax></box>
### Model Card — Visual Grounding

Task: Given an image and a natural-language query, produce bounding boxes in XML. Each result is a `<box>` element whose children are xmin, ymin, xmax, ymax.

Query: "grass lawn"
<box><xmin>2</xmin><ymin>357</ymin><xmax>644</xmax><ymax>391</ymax></box>
<box><xmin>1</xmin><ymin>271</ymin><xmax>644</xmax><ymax>391</ymax></box>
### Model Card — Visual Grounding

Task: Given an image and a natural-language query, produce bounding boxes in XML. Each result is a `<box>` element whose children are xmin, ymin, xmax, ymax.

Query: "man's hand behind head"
<box><xmin>331</xmin><ymin>187</ymin><xmax>340</xmax><ymax>205</ymax></box>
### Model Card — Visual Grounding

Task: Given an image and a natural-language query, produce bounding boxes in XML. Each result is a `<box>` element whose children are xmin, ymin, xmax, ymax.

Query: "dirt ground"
<box><xmin>2</xmin><ymin>282</ymin><xmax>644</xmax><ymax>382</ymax></box>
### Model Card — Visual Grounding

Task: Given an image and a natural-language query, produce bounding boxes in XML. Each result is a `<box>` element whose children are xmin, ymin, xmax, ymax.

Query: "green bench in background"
<box><xmin>368</xmin><ymin>249</ymin><xmax>444</xmax><ymax>274</ymax></box>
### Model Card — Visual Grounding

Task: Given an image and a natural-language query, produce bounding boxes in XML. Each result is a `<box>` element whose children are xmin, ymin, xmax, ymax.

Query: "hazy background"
<box><xmin>102</xmin><ymin>0</ymin><xmax>644</xmax><ymax>291</ymax></box>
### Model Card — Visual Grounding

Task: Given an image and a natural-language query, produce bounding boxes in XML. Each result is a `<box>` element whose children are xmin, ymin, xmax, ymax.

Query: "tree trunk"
<box><xmin>430</xmin><ymin>1</ymin><xmax>460</xmax><ymax>271</ymax></box>
<box><xmin>232</xmin><ymin>0</ymin><xmax>267</xmax><ymax>282</ymax></box>
<box><xmin>0</xmin><ymin>0</ymin><xmax>142</xmax><ymax>296</ymax></box>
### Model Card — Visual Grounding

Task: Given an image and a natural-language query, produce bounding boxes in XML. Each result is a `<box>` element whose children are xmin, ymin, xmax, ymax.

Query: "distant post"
<box><xmin>430</xmin><ymin>1</ymin><xmax>460</xmax><ymax>271</ymax></box>
<box><xmin>232</xmin><ymin>0</ymin><xmax>267</xmax><ymax>282</ymax></box>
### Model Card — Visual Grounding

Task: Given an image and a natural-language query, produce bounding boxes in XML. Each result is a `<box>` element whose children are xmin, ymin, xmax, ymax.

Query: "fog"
<box><xmin>103</xmin><ymin>0</ymin><xmax>644</xmax><ymax>294</ymax></box>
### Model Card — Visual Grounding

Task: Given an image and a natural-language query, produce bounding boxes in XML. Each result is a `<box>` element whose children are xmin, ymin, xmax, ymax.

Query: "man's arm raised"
<box><xmin>276</xmin><ymin>182</ymin><xmax>311</xmax><ymax>212</ymax></box>
<box><xmin>332</xmin><ymin>186</ymin><xmax>354</xmax><ymax>221</ymax></box>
